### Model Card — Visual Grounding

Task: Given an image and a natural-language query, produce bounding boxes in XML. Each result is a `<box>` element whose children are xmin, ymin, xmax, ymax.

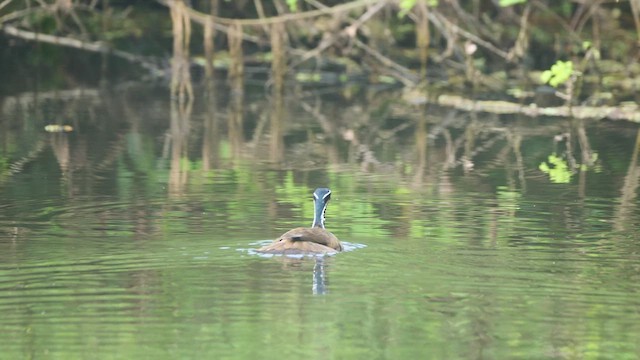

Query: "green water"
<box><xmin>1</xmin><ymin>84</ymin><xmax>640</xmax><ymax>359</ymax></box>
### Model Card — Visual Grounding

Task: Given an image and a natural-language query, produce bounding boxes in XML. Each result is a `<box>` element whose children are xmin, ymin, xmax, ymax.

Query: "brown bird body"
<box><xmin>258</xmin><ymin>188</ymin><xmax>343</xmax><ymax>254</ymax></box>
<box><xmin>259</xmin><ymin>227</ymin><xmax>342</xmax><ymax>254</ymax></box>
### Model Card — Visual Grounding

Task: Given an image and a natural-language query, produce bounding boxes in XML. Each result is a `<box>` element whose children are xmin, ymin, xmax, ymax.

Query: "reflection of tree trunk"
<box><xmin>50</xmin><ymin>134</ymin><xmax>70</xmax><ymax>174</ymax></box>
<box><xmin>270</xmin><ymin>91</ymin><xmax>285</xmax><ymax>164</ymax></box>
<box><xmin>508</xmin><ymin>132</ymin><xmax>526</xmax><ymax>193</ymax></box>
<box><xmin>50</xmin><ymin>134</ymin><xmax>71</xmax><ymax>195</ymax></box>
<box><xmin>438</xmin><ymin>171</ymin><xmax>454</xmax><ymax>194</ymax></box>
<box><xmin>312</xmin><ymin>257</ymin><xmax>327</xmax><ymax>295</ymax></box>
<box><xmin>413</xmin><ymin>109</ymin><xmax>428</xmax><ymax>187</ymax></box>
<box><xmin>227</xmin><ymin>22</ymin><xmax>244</xmax><ymax>86</ymax></box>
<box><xmin>443</xmin><ymin>129</ymin><xmax>456</xmax><ymax>170</ymax></box>
<box><xmin>574</xmin><ymin>120</ymin><xmax>593</xmax><ymax>198</ymax></box>
<box><xmin>463</xmin><ymin>118</ymin><xmax>476</xmax><ymax>175</ymax></box>
<box><xmin>227</xmin><ymin>21</ymin><xmax>245</xmax><ymax>162</ymax></box>
<box><xmin>168</xmin><ymin>99</ymin><xmax>193</xmax><ymax>197</ymax></box>
<box><xmin>269</xmin><ymin>21</ymin><xmax>286</xmax><ymax>164</ymax></box>
<box><xmin>575</xmin><ymin>120</ymin><xmax>594</xmax><ymax>166</ymax></box>
<box><xmin>228</xmin><ymin>91</ymin><xmax>244</xmax><ymax>161</ymax></box>
<box><xmin>202</xmin><ymin>86</ymin><xmax>220</xmax><ymax>171</ymax></box>
<box><xmin>613</xmin><ymin>129</ymin><xmax>640</xmax><ymax>232</ymax></box>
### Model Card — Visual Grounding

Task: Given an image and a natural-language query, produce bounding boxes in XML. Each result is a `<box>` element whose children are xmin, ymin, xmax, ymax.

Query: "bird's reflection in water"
<box><xmin>312</xmin><ymin>257</ymin><xmax>327</xmax><ymax>295</ymax></box>
<box><xmin>250</xmin><ymin>240</ymin><xmax>365</xmax><ymax>295</ymax></box>
<box><xmin>266</xmin><ymin>255</ymin><xmax>333</xmax><ymax>295</ymax></box>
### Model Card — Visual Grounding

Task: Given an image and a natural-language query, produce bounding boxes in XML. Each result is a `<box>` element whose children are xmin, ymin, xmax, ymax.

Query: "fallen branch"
<box><xmin>404</xmin><ymin>91</ymin><xmax>640</xmax><ymax>122</ymax></box>
<box><xmin>2</xmin><ymin>25</ymin><xmax>162</xmax><ymax>74</ymax></box>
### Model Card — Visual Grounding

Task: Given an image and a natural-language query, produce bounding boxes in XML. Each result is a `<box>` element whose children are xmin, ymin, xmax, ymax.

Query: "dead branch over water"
<box><xmin>2</xmin><ymin>0</ymin><xmax>640</xmax><ymax>121</ymax></box>
<box><xmin>2</xmin><ymin>25</ymin><xmax>161</xmax><ymax>74</ymax></box>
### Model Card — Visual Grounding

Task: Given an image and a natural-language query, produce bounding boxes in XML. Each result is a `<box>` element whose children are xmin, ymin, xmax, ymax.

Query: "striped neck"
<box><xmin>311</xmin><ymin>188</ymin><xmax>331</xmax><ymax>228</ymax></box>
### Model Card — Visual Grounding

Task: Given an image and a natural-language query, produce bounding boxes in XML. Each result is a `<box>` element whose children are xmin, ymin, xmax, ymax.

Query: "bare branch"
<box><xmin>158</xmin><ymin>0</ymin><xmax>380</xmax><ymax>26</ymax></box>
<box><xmin>2</xmin><ymin>25</ymin><xmax>162</xmax><ymax>74</ymax></box>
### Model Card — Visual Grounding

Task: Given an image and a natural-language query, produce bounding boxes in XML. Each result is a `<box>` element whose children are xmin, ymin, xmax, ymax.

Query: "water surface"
<box><xmin>1</xmin><ymin>84</ymin><xmax>640</xmax><ymax>358</ymax></box>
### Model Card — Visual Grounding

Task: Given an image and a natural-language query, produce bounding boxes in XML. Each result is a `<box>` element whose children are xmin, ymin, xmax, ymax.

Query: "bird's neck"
<box><xmin>312</xmin><ymin>200</ymin><xmax>327</xmax><ymax>228</ymax></box>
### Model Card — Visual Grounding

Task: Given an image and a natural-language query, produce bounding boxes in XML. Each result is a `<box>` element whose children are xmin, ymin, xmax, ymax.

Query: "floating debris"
<box><xmin>44</xmin><ymin>124</ymin><xmax>73</xmax><ymax>133</ymax></box>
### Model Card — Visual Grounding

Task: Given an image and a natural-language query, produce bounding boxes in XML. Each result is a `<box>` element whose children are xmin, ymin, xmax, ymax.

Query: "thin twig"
<box><xmin>428</xmin><ymin>11</ymin><xmax>510</xmax><ymax>60</ymax></box>
<box><xmin>291</xmin><ymin>0</ymin><xmax>387</xmax><ymax>68</ymax></box>
<box><xmin>353</xmin><ymin>38</ymin><xmax>418</xmax><ymax>86</ymax></box>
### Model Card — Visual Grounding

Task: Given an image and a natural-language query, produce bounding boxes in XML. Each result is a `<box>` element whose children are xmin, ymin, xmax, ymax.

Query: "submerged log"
<box><xmin>403</xmin><ymin>91</ymin><xmax>640</xmax><ymax>123</ymax></box>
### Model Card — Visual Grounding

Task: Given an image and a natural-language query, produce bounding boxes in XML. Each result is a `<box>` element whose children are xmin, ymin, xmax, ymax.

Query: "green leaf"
<box><xmin>499</xmin><ymin>0</ymin><xmax>527</xmax><ymax>7</ymax></box>
<box><xmin>540</xmin><ymin>60</ymin><xmax>573</xmax><ymax>88</ymax></box>
<box><xmin>539</xmin><ymin>162</ymin><xmax>549</xmax><ymax>172</ymax></box>
<box><xmin>539</xmin><ymin>154</ymin><xmax>571</xmax><ymax>183</ymax></box>
<box><xmin>286</xmin><ymin>0</ymin><xmax>298</xmax><ymax>12</ymax></box>
<box><xmin>398</xmin><ymin>0</ymin><xmax>417</xmax><ymax>18</ymax></box>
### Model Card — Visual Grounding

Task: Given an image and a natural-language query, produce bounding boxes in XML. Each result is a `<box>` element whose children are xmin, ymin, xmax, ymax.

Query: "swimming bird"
<box><xmin>258</xmin><ymin>188</ymin><xmax>343</xmax><ymax>254</ymax></box>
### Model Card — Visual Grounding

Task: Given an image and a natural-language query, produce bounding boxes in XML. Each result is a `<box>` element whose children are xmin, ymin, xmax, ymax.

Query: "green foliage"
<box><xmin>539</xmin><ymin>154</ymin><xmax>571</xmax><ymax>183</ymax></box>
<box><xmin>398</xmin><ymin>0</ymin><xmax>438</xmax><ymax>18</ymax></box>
<box><xmin>499</xmin><ymin>0</ymin><xmax>527</xmax><ymax>6</ymax></box>
<box><xmin>295</xmin><ymin>72</ymin><xmax>322</xmax><ymax>83</ymax></box>
<box><xmin>286</xmin><ymin>0</ymin><xmax>298</xmax><ymax>12</ymax></box>
<box><xmin>398</xmin><ymin>0</ymin><xmax>417</xmax><ymax>18</ymax></box>
<box><xmin>540</xmin><ymin>60</ymin><xmax>574</xmax><ymax>88</ymax></box>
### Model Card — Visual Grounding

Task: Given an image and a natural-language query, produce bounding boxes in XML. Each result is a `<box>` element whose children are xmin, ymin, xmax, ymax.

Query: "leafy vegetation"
<box><xmin>539</xmin><ymin>154</ymin><xmax>571</xmax><ymax>183</ymax></box>
<box><xmin>540</xmin><ymin>60</ymin><xmax>574</xmax><ymax>88</ymax></box>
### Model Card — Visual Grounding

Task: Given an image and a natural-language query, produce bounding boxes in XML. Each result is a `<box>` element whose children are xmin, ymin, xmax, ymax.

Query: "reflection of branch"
<box><xmin>508</xmin><ymin>133</ymin><xmax>527</xmax><ymax>192</ymax></box>
<box><xmin>93</xmin><ymin>134</ymin><xmax>127</xmax><ymax>173</ymax></box>
<box><xmin>5</xmin><ymin>139</ymin><xmax>47</xmax><ymax>178</ymax></box>
<box><xmin>1</xmin><ymin>88</ymin><xmax>100</xmax><ymax>114</ymax></box>
<box><xmin>575</xmin><ymin>121</ymin><xmax>594</xmax><ymax>166</ymax></box>
<box><xmin>613</xmin><ymin>129</ymin><xmax>640</xmax><ymax>231</ymax></box>
<box><xmin>299</xmin><ymin>100</ymin><xmax>336</xmax><ymax>137</ymax></box>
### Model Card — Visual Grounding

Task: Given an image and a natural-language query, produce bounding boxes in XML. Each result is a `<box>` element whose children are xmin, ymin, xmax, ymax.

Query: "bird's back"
<box><xmin>258</xmin><ymin>227</ymin><xmax>343</xmax><ymax>254</ymax></box>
